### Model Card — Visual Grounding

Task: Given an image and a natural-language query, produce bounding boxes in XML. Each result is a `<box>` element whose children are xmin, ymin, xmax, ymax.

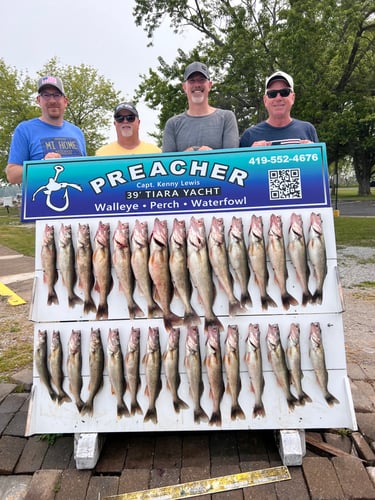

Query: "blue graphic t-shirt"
<box><xmin>8</xmin><ymin>118</ymin><xmax>87</xmax><ymax>164</ymax></box>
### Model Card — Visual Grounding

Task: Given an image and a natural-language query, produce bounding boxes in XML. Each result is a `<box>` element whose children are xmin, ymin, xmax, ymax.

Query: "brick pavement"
<box><xmin>1</xmin><ymin>246</ymin><xmax>375</xmax><ymax>499</ymax></box>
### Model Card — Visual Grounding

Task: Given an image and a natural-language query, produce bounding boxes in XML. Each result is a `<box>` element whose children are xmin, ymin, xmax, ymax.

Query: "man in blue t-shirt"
<box><xmin>6</xmin><ymin>75</ymin><xmax>87</xmax><ymax>184</ymax></box>
<box><xmin>240</xmin><ymin>70</ymin><xmax>318</xmax><ymax>148</ymax></box>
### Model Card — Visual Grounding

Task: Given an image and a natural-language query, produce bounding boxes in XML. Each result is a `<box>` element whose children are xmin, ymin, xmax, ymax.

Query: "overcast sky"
<box><xmin>0</xmin><ymin>0</ymin><xmax>200</xmax><ymax>141</ymax></box>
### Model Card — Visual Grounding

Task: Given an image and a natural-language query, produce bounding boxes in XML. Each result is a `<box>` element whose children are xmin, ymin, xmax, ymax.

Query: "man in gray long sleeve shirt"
<box><xmin>162</xmin><ymin>62</ymin><xmax>239</xmax><ymax>152</ymax></box>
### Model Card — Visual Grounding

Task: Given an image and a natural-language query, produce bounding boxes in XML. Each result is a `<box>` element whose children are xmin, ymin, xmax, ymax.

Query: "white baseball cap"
<box><xmin>265</xmin><ymin>71</ymin><xmax>294</xmax><ymax>92</ymax></box>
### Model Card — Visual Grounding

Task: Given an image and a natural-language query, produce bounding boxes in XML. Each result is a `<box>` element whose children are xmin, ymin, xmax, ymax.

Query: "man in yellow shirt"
<box><xmin>96</xmin><ymin>102</ymin><xmax>161</xmax><ymax>156</ymax></box>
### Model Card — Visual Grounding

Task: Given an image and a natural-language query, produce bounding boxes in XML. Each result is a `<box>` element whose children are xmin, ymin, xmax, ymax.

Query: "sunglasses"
<box><xmin>115</xmin><ymin>114</ymin><xmax>136</xmax><ymax>123</ymax></box>
<box><xmin>266</xmin><ymin>88</ymin><xmax>292</xmax><ymax>99</ymax></box>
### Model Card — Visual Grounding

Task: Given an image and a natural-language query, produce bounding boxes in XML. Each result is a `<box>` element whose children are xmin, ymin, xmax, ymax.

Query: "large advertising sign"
<box><xmin>21</xmin><ymin>144</ymin><xmax>330</xmax><ymax>221</ymax></box>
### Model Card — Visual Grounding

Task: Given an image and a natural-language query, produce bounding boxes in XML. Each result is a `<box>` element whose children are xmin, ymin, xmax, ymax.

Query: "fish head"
<box><xmin>269</xmin><ymin>214</ymin><xmax>283</xmax><ymax>238</ymax></box>
<box><xmin>150</xmin><ymin>218</ymin><xmax>168</xmax><ymax>246</ymax></box>
<box><xmin>95</xmin><ymin>221</ymin><xmax>110</xmax><ymax>247</ymax></box>
<box><xmin>170</xmin><ymin>219</ymin><xmax>186</xmax><ymax>247</ymax></box>
<box><xmin>186</xmin><ymin>326</ymin><xmax>199</xmax><ymax>351</ymax></box>
<box><xmin>59</xmin><ymin>223</ymin><xmax>72</xmax><ymax>246</ymax></box>
<box><xmin>209</xmin><ymin>217</ymin><xmax>225</xmax><ymax>244</ymax></box>
<box><xmin>206</xmin><ymin>324</ymin><xmax>220</xmax><ymax>351</ymax></box>
<box><xmin>247</xmin><ymin>323</ymin><xmax>260</xmax><ymax>348</ymax></box>
<box><xmin>147</xmin><ymin>326</ymin><xmax>160</xmax><ymax>351</ymax></box>
<box><xmin>113</xmin><ymin>221</ymin><xmax>129</xmax><ymax>248</ymax></box>
<box><xmin>77</xmin><ymin>223</ymin><xmax>90</xmax><ymax>245</ymax></box>
<box><xmin>128</xmin><ymin>327</ymin><xmax>140</xmax><ymax>351</ymax></box>
<box><xmin>289</xmin><ymin>213</ymin><xmax>303</xmax><ymax>238</ymax></box>
<box><xmin>38</xmin><ymin>329</ymin><xmax>47</xmax><ymax>344</ymax></box>
<box><xmin>131</xmin><ymin>219</ymin><xmax>148</xmax><ymax>247</ymax></box>
<box><xmin>51</xmin><ymin>330</ymin><xmax>61</xmax><ymax>349</ymax></box>
<box><xmin>309</xmin><ymin>322</ymin><xmax>322</xmax><ymax>346</ymax></box>
<box><xmin>107</xmin><ymin>328</ymin><xmax>120</xmax><ymax>353</ymax></box>
<box><xmin>228</xmin><ymin>216</ymin><xmax>243</xmax><ymax>240</ymax></box>
<box><xmin>168</xmin><ymin>327</ymin><xmax>180</xmax><ymax>349</ymax></box>
<box><xmin>69</xmin><ymin>329</ymin><xmax>81</xmax><ymax>353</ymax></box>
<box><xmin>225</xmin><ymin>324</ymin><xmax>239</xmax><ymax>350</ymax></box>
<box><xmin>249</xmin><ymin>215</ymin><xmax>263</xmax><ymax>239</ymax></box>
<box><xmin>43</xmin><ymin>224</ymin><xmax>55</xmax><ymax>243</ymax></box>
<box><xmin>288</xmin><ymin>323</ymin><xmax>300</xmax><ymax>345</ymax></box>
<box><xmin>90</xmin><ymin>328</ymin><xmax>101</xmax><ymax>347</ymax></box>
<box><xmin>188</xmin><ymin>217</ymin><xmax>206</xmax><ymax>249</ymax></box>
<box><xmin>310</xmin><ymin>212</ymin><xmax>323</xmax><ymax>235</ymax></box>
<box><xmin>266</xmin><ymin>323</ymin><xmax>280</xmax><ymax>347</ymax></box>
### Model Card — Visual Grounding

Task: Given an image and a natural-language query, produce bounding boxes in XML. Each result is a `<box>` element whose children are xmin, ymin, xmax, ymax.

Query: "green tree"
<box><xmin>133</xmin><ymin>0</ymin><xmax>375</xmax><ymax>194</ymax></box>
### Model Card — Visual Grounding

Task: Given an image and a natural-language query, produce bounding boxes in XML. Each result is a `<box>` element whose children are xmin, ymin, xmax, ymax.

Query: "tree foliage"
<box><xmin>133</xmin><ymin>0</ymin><xmax>375</xmax><ymax>194</ymax></box>
<box><xmin>0</xmin><ymin>58</ymin><xmax>121</xmax><ymax>179</ymax></box>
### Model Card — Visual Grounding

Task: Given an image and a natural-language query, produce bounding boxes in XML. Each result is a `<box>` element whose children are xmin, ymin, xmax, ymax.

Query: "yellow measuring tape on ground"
<box><xmin>0</xmin><ymin>281</ymin><xmax>26</xmax><ymax>305</ymax></box>
<box><xmin>103</xmin><ymin>465</ymin><xmax>290</xmax><ymax>500</ymax></box>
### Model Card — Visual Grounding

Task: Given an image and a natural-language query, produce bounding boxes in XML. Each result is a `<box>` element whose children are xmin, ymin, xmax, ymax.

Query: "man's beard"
<box><xmin>191</xmin><ymin>93</ymin><xmax>205</xmax><ymax>104</ymax></box>
<box><xmin>120</xmin><ymin>128</ymin><xmax>133</xmax><ymax>137</ymax></box>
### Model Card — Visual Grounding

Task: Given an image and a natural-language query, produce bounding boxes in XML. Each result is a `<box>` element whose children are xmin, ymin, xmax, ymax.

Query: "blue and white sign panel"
<box><xmin>21</xmin><ymin>144</ymin><xmax>330</xmax><ymax>221</ymax></box>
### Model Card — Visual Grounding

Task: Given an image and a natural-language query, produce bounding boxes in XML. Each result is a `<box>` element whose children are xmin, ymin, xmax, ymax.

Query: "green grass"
<box><xmin>333</xmin><ymin>217</ymin><xmax>375</xmax><ymax>247</ymax></box>
<box><xmin>0</xmin><ymin>207</ymin><xmax>35</xmax><ymax>256</ymax></box>
<box><xmin>332</xmin><ymin>186</ymin><xmax>375</xmax><ymax>200</ymax></box>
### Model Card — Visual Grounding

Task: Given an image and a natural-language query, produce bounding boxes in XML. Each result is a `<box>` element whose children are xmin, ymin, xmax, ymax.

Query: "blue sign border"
<box><xmin>21</xmin><ymin>144</ymin><xmax>330</xmax><ymax>221</ymax></box>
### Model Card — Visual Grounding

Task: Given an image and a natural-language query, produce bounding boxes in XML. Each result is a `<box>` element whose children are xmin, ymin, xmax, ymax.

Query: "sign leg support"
<box><xmin>275</xmin><ymin>429</ymin><xmax>306</xmax><ymax>466</ymax></box>
<box><xmin>74</xmin><ymin>433</ymin><xmax>105</xmax><ymax>469</ymax></box>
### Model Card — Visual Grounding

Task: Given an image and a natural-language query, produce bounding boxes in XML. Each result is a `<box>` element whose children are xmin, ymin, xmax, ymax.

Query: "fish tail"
<box><xmin>47</xmin><ymin>290</ymin><xmax>59</xmax><ymax>306</ymax></box>
<box><xmin>194</xmin><ymin>407</ymin><xmax>209</xmax><ymax>424</ymax></box>
<box><xmin>208</xmin><ymin>410</ymin><xmax>222</xmax><ymax>427</ymax></box>
<box><xmin>302</xmin><ymin>290</ymin><xmax>314</xmax><ymax>306</ymax></box>
<box><xmin>117</xmin><ymin>401</ymin><xmax>130</xmax><ymax>418</ymax></box>
<box><xmin>96</xmin><ymin>302</ymin><xmax>109</xmax><ymax>320</ymax></box>
<box><xmin>312</xmin><ymin>289</ymin><xmax>323</xmax><ymax>305</ymax></box>
<box><xmin>252</xmin><ymin>402</ymin><xmax>266</xmax><ymax>418</ymax></box>
<box><xmin>173</xmin><ymin>397</ymin><xmax>189</xmax><ymax>413</ymax></box>
<box><xmin>80</xmin><ymin>400</ymin><xmax>93</xmax><ymax>416</ymax></box>
<box><xmin>147</xmin><ymin>302</ymin><xmax>163</xmax><ymax>319</ymax></box>
<box><xmin>281</xmin><ymin>292</ymin><xmax>299</xmax><ymax>310</ymax></box>
<box><xmin>76</xmin><ymin>399</ymin><xmax>85</xmax><ymax>413</ymax></box>
<box><xmin>299</xmin><ymin>391</ymin><xmax>312</xmax><ymax>405</ymax></box>
<box><xmin>48</xmin><ymin>389</ymin><xmax>58</xmax><ymax>402</ymax></box>
<box><xmin>68</xmin><ymin>293</ymin><xmax>83</xmax><ymax>308</ymax></box>
<box><xmin>325</xmin><ymin>392</ymin><xmax>340</xmax><ymax>407</ymax></box>
<box><xmin>204</xmin><ymin>316</ymin><xmax>224</xmax><ymax>332</ymax></box>
<box><xmin>144</xmin><ymin>407</ymin><xmax>158</xmax><ymax>424</ymax></box>
<box><xmin>261</xmin><ymin>294</ymin><xmax>277</xmax><ymax>310</ymax></box>
<box><xmin>183</xmin><ymin>310</ymin><xmax>201</xmax><ymax>327</ymax></box>
<box><xmin>163</xmin><ymin>312</ymin><xmax>183</xmax><ymax>330</ymax></box>
<box><xmin>229</xmin><ymin>299</ymin><xmax>244</xmax><ymax>317</ymax></box>
<box><xmin>57</xmin><ymin>391</ymin><xmax>72</xmax><ymax>406</ymax></box>
<box><xmin>128</xmin><ymin>302</ymin><xmax>145</xmax><ymax>319</ymax></box>
<box><xmin>241</xmin><ymin>292</ymin><xmax>252</xmax><ymax>309</ymax></box>
<box><xmin>231</xmin><ymin>403</ymin><xmax>246</xmax><ymax>421</ymax></box>
<box><xmin>130</xmin><ymin>400</ymin><xmax>143</xmax><ymax>416</ymax></box>
<box><xmin>287</xmin><ymin>395</ymin><xmax>298</xmax><ymax>411</ymax></box>
<box><xmin>83</xmin><ymin>297</ymin><xmax>97</xmax><ymax>315</ymax></box>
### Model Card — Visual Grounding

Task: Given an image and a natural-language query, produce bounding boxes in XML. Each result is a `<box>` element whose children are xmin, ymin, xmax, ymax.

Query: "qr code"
<box><xmin>268</xmin><ymin>168</ymin><xmax>302</xmax><ymax>199</ymax></box>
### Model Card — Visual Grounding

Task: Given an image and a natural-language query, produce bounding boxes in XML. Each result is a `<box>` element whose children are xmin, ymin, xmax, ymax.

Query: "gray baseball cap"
<box><xmin>114</xmin><ymin>102</ymin><xmax>139</xmax><ymax>117</ymax></box>
<box><xmin>38</xmin><ymin>75</ymin><xmax>65</xmax><ymax>95</ymax></box>
<box><xmin>184</xmin><ymin>62</ymin><xmax>210</xmax><ymax>81</ymax></box>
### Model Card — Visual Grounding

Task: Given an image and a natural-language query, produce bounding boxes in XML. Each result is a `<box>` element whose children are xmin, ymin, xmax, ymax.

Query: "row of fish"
<box><xmin>35</xmin><ymin>321</ymin><xmax>338</xmax><ymax>426</ymax></box>
<box><xmin>40</xmin><ymin>211</ymin><xmax>327</xmax><ymax>327</ymax></box>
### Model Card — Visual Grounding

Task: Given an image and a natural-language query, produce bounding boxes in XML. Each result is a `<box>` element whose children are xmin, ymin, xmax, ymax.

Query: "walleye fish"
<box><xmin>208</xmin><ymin>217</ymin><xmax>243</xmax><ymax>316</ymax></box>
<box><xmin>288</xmin><ymin>213</ymin><xmax>313</xmax><ymax>306</ymax></box>
<box><xmin>93</xmin><ymin>221</ymin><xmax>113</xmax><ymax>320</ymax></box>
<box><xmin>309</xmin><ymin>322</ymin><xmax>339</xmax><ymax>406</ymax></box>
<box><xmin>307</xmin><ymin>213</ymin><xmax>327</xmax><ymax>304</ymax></box>
<box><xmin>143</xmin><ymin>326</ymin><xmax>162</xmax><ymax>424</ymax></box>
<box><xmin>49</xmin><ymin>330</ymin><xmax>71</xmax><ymax>405</ymax></box>
<box><xmin>267</xmin><ymin>214</ymin><xmax>298</xmax><ymax>310</ymax></box>
<box><xmin>148</xmin><ymin>218</ymin><xmax>182</xmax><ymax>330</ymax></box>
<box><xmin>125</xmin><ymin>326</ymin><xmax>142</xmax><ymax>416</ymax></box>
<box><xmin>266</xmin><ymin>324</ymin><xmax>298</xmax><ymax>411</ymax></box>
<box><xmin>107</xmin><ymin>328</ymin><xmax>129</xmax><ymax>418</ymax></box>
<box><xmin>76</xmin><ymin>223</ymin><xmax>96</xmax><ymax>315</ymax></box>
<box><xmin>35</xmin><ymin>329</ymin><xmax>58</xmax><ymax>402</ymax></box>
<box><xmin>58</xmin><ymin>223</ymin><xmax>83</xmax><ymax>308</ymax></box>
<box><xmin>112</xmin><ymin>220</ymin><xmax>144</xmax><ymax>319</ymax></box>
<box><xmin>184</xmin><ymin>326</ymin><xmax>208</xmax><ymax>423</ymax></box>
<box><xmin>67</xmin><ymin>329</ymin><xmax>84</xmax><ymax>413</ymax></box>
<box><xmin>247</xmin><ymin>215</ymin><xmax>277</xmax><ymax>310</ymax></box>
<box><xmin>227</xmin><ymin>216</ymin><xmax>252</xmax><ymax>309</ymax></box>
<box><xmin>41</xmin><ymin>224</ymin><xmax>59</xmax><ymax>306</ymax></box>
<box><xmin>169</xmin><ymin>218</ymin><xmax>200</xmax><ymax>326</ymax></box>
<box><xmin>163</xmin><ymin>328</ymin><xmax>189</xmax><ymax>413</ymax></box>
<box><xmin>205</xmin><ymin>324</ymin><xmax>225</xmax><ymax>426</ymax></box>
<box><xmin>244</xmin><ymin>323</ymin><xmax>266</xmax><ymax>418</ymax></box>
<box><xmin>81</xmin><ymin>328</ymin><xmax>104</xmax><ymax>416</ymax></box>
<box><xmin>187</xmin><ymin>216</ymin><xmax>223</xmax><ymax>331</ymax></box>
<box><xmin>223</xmin><ymin>325</ymin><xmax>245</xmax><ymax>421</ymax></box>
<box><xmin>130</xmin><ymin>219</ymin><xmax>162</xmax><ymax>319</ymax></box>
<box><xmin>285</xmin><ymin>323</ymin><xmax>312</xmax><ymax>405</ymax></box>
